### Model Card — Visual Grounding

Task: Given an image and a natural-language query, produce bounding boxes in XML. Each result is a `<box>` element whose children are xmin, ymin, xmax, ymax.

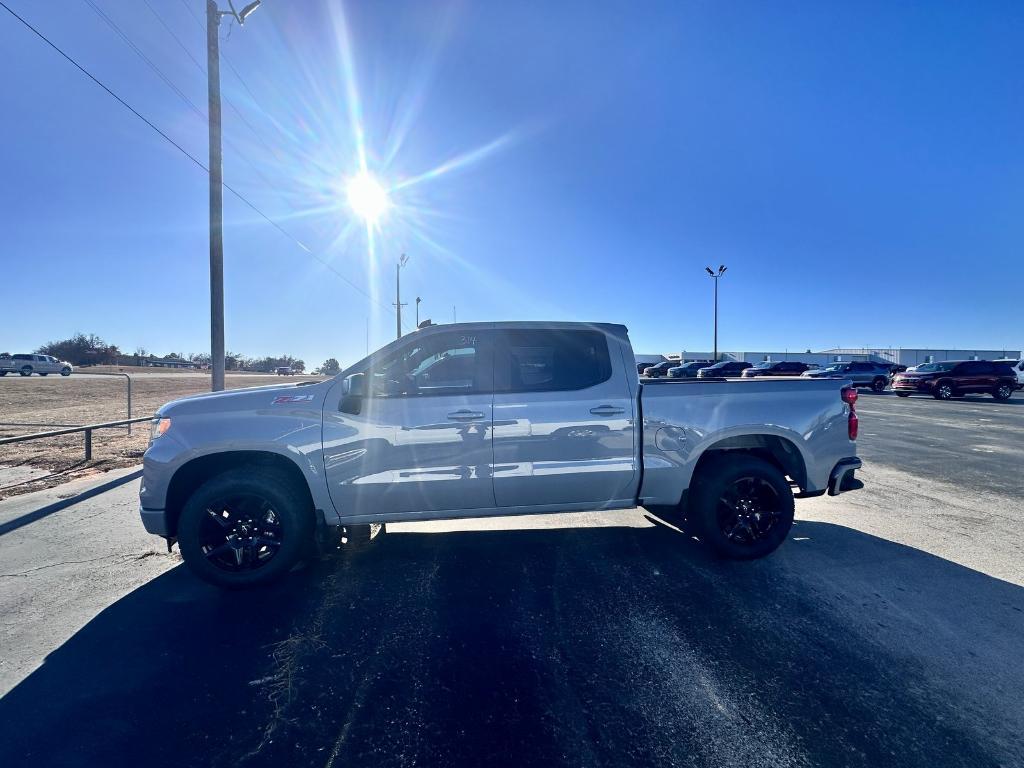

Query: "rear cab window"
<box><xmin>495</xmin><ymin>329</ymin><xmax>612</xmax><ymax>393</ymax></box>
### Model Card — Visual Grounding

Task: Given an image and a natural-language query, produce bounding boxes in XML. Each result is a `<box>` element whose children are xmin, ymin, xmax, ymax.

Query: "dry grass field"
<box><xmin>0</xmin><ymin>371</ymin><xmax>323</xmax><ymax>498</ymax></box>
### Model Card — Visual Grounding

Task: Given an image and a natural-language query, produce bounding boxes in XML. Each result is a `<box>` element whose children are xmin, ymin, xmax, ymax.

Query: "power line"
<box><xmin>82</xmin><ymin>0</ymin><xmax>204</xmax><ymax>120</ymax></box>
<box><xmin>0</xmin><ymin>0</ymin><xmax>399</xmax><ymax>320</ymax></box>
<box><xmin>84</xmin><ymin>0</ymin><xmax>284</xmax><ymax>194</ymax></box>
<box><xmin>143</xmin><ymin>0</ymin><xmax>283</xmax><ymax>163</ymax></box>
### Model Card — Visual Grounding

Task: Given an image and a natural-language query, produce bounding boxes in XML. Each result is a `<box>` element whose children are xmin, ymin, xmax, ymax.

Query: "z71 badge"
<box><xmin>272</xmin><ymin>394</ymin><xmax>315</xmax><ymax>404</ymax></box>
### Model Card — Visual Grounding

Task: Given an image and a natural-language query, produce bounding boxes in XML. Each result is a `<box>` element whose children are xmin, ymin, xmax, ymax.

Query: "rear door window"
<box><xmin>496</xmin><ymin>329</ymin><xmax>612</xmax><ymax>392</ymax></box>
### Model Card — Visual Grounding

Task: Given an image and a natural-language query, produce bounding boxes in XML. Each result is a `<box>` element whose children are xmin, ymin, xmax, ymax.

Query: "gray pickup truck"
<box><xmin>140</xmin><ymin>322</ymin><xmax>862</xmax><ymax>588</ymax></box>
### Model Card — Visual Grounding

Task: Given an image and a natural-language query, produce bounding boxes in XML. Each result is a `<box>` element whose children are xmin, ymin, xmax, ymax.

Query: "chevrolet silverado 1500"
<box><xmin>140</xmin><ymin>322</ymin><xmax>862</xmax><ymax>588</ymax></box>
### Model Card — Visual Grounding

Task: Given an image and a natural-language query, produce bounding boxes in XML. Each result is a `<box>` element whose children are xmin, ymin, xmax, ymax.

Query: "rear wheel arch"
<box><xmin>690</xmin><ymin>433</ymin><xmax>807</xmax><ymax>493</ymax></box>
<box><xmin>165</xmin><ymin>451</ymin><xmax>314</xmax><ymax>537</ymax></box>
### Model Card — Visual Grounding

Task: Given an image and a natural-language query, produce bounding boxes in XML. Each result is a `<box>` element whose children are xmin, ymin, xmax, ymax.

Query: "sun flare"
<box><xmin>345</xmin><ymin>172</ymin><xmax>390</xmax><ymax>224</ymax></box>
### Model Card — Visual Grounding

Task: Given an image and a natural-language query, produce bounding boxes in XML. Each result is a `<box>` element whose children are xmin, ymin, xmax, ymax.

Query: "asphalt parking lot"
<box><xmin>1</xmin><ymin>391</ymin><xmax>1022</xmax><ymax>768</ymax></box>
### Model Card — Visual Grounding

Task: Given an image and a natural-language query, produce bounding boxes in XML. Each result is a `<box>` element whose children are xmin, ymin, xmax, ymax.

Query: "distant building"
<box><xmin>144</xmin><ymin>357</ymin><xmax>197</xmax><ymax>369</ymax></box>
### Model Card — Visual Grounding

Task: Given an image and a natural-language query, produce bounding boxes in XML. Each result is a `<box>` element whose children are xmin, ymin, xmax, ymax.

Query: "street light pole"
<box><xmin>415</xmin><ymin>296</ymin><xmax>421</xmax><ymax>327</ymax></box>
<box><xmin>395</xmin><ymin>253</ymin><xmax>409</xmax><ymax>339</ymax></box>
<box><xmin>705</xmin><ymin>265</ymin><xmax>727</xmax><ymax>361</ymax></box>
<box><xmin>206</xmin><ymin>0</ymin><xmax>260</xmax><ymax>391</ymax></box>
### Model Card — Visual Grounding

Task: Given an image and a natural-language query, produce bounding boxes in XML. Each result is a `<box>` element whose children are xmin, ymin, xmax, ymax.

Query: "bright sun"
<box><xmin>346</xmin><ymin>172</ymin><xmax>390</xmax><ymax>224</ymax></box>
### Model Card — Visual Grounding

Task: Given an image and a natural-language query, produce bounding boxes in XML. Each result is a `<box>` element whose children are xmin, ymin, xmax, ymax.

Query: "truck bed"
<box><xmin>638</xmin><ymin>376</ymin><xmax>854</xmax><ymax>506</ymax></box>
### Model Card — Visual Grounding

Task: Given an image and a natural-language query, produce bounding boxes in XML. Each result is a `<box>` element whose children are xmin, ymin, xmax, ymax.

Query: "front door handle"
<box><xmin>590</xmin><ymin>405</ymin><xmax>625</xmax><ymax>416</ymax></box>
<box><xmin>447</xmin><ymin>409</ymin><xmax>486</xmax><ymax>421</ymax></box>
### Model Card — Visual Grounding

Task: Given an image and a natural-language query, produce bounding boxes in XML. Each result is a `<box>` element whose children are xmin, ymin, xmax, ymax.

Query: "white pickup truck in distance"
<box><xmin>0</xmin><ymin>353</ymin><xmax>73</xmax><ymax>376</ymax></box>
<box><xmin>139</xmin><ymin>321</ymin><xmax>863</xmax><ymax>588</ymax></box>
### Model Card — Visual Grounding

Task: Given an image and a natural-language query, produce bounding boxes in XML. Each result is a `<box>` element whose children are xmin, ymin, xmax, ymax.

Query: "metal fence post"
<box><xmin>84</xmin><ymin>429</ymin><xmax>92</xmax><ymax>460</ymax></box>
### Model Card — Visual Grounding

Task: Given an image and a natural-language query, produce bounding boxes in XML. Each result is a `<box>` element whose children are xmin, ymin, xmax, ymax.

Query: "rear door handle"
<box><xmin>447</xmin><ymin>409</ymin><xmax>486</xmax><ymax>421</ymax></box>
<box><xmin>590</xmin><ymin>405</ymin><xmax>625</xmax><ymax>416</ymax></box>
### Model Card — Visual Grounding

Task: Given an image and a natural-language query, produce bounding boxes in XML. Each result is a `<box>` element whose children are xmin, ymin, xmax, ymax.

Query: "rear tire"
<box><xmin>993</xmin><ymin>384</ymin><xmax>1014</xmax><ymax>401</ymax></box>
<box><xmin>933</xmin><ymin>382</ymin><xmax>954</xmax><ymax>400</ymax></box>
<box><xmin>689</xmin><ymin>455</ymin><xmax>795</xmax><ymax>560</ymax></box>
<box><xmin>871</xmin><ymin>377</ymin><xmax>887</xmax><ymax>393</ymax></box>
<box><xmin>177</xmin><ymin>468</ymin><xmax>313</xmax><ymax>589</ymax></box>
<box><xmin>19</xmin><ymin>367</ymin><xmax>31</xmax><ymax>377</ymax></box>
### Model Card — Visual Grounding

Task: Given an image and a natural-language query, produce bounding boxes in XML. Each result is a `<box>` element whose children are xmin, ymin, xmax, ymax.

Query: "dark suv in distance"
<box><xmin>666</xmin><ymin>360</ymin><xmax>714</xmax><ymax>378</ymax></box>
<box><xmin>892</xmin><ymin>360</ymin><xmax>1017</xmax><ymax>401</ymax></box>
<box><xmin>741</xmin><ymin>361</ymin><xmax>813</xmax><ymax>378</ymax></box>
<box><xmin>801</xmin><ymin>361</ymin><xmax>893</xmax><ymax>392</ymax></box>
<box><xmin>641</xmin><ymin>361</ymin><xmax>678</xmax><ymax>378</ymax></box>
<box><xmin>697</xmin><ymin>360</ymin><xmax>753</xmax><ymax>378</ymax></box>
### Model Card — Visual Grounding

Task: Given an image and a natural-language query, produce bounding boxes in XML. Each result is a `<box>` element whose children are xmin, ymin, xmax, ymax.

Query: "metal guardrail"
<box><xmin>0</xmin><ymin>417</ymin><xmax>152</xmax><ymax>460</ymax></box>
<box><xmin>75</xmin><ymin>372</ymin><xmax>133</xmax><ymax>434</ymax></box>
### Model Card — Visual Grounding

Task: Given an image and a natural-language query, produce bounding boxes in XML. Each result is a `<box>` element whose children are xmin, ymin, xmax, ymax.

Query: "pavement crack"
<box><xmin>0</xmin><ymin>551</ymin><xmax>154</xmax><ymax>577</ymax></box>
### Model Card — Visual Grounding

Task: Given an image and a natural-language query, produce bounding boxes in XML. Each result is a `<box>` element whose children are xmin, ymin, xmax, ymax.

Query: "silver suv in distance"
<box><xmin>801</xmin><ymin>361</ymin><xmax>892</xmax><ymax>392</ymax></box>
<box><xmin>0</xmin><ymin>353</ymin><xmax>73</xmax><ymax>377</ymax></box>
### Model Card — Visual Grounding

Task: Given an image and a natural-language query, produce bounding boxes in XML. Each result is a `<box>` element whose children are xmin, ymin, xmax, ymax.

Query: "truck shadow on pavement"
<box><xmin>1</xmin><ymin>520</ymin><xmax>1021</xmax><ymax>768</ymax></box>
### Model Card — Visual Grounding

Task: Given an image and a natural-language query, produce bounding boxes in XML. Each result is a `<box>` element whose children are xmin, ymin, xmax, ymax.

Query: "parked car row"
<box><xmin>0</xmin><ymin>352</ymin><xmax>73</xmax><ymax>377</ymax></box>
<box><xmin>638</xmin><ymin>355</ymin><xmax>1023</xmax><ymax>403</ymax></box>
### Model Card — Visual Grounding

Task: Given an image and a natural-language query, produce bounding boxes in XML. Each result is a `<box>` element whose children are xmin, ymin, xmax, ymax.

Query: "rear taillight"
<box><xmin>842</xmin><ymin>386</ymin><xmax>858</xmax><ymax>439</ymax></box>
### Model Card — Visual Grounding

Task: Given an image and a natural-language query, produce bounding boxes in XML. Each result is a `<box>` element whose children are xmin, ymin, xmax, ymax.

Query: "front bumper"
<box><xmin>828</xmin><ymin>457</ymin><xmax>863</xmax><ymax>496</ymax></box>
<box><xmin>892</xmin><ymin>378</ymin><xmax>934</xmax><ymax>393</ymax></box>
<box><xmin>140</xmin><ymin>506</ymin><xmax>170</xmax><ymax>536</ymax></box>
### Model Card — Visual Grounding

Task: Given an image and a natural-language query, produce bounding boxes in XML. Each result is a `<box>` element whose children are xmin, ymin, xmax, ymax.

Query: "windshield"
<box><xmin>915</xmin><ymin>362</ymin><xmax>957</xmax><ymax>372</ymax></box>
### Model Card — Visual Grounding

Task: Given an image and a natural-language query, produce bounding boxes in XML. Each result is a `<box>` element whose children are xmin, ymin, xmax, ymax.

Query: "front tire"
<box><xmin>19</xmin><ymin>367</ymin><xmax>31</xmax><ymax>377</ymax></box>
<box><xmin>871</xmin><ymin>377</ymin><xmax>887</xmax><ymax>393</ymax></box>
<box><xmin>61</xmin><ymin>367</ymin><xmax>71</xmax><ymax>376</ymax></box>
<box><xmin>177</xmin><ymin>468</ymin><xmax>313</xmax><ymax>589</ymax></box>
<box><xmin>689</xmin><ymin>455</ymin><xmax>795</xmax><ymax>560</ymax></box>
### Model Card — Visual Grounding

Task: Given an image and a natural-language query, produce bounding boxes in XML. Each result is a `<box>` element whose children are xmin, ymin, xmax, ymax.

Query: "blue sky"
<box><xmin>2</xmin><ymin>0</ymin><xmax>1021</xmax><ymax>367</ymax></box>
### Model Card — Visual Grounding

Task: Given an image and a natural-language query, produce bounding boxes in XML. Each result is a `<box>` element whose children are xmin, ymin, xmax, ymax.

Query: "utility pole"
<box><xmin>394</xmin><ymin>253</ymin><xmax>409</xmax><ymax>339</ymax></box>
<box><xmin>705</xmin><ymin>265</ymin><xmax>727</xmax><ymax>361</ymax></box>
<box><xmin>206</xmin><ymin>1</ymin><xmax>260</xmax><ymax>391</ymax></box>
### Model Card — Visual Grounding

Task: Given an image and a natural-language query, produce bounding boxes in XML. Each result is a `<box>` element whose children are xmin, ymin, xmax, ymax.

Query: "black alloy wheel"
<box><xmin>177</xmin><ymin>468</ymin><xmax>312</xmax><ymax>588</ymax></box>
<box><xmin>689</xmin><ymin>455</ymin><xmax>795</xmax><ymax>560</ymax></box>
<box><xmin>198</xmin><ymin>493</ymin><xmax>284</xmax><ymax>572</ymax></box>
<box><xmin>716</xmin><ymin>475</ymin><xmax>784</xmax><ymax>546</ymax></box>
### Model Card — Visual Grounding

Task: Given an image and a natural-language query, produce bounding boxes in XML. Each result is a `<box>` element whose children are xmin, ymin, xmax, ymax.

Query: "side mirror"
<box><xmin>340</xmin><ymin>373</ymin><xmax>365</xmax><ymax>414</ymax></box>
<box><xmin>343</xmin><ymin>372</ymin><xmax>366</xmax><ymax>397</ymax></box>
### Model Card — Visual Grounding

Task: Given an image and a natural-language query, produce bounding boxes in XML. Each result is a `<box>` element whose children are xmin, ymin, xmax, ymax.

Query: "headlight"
<box><xmin>149</xmin><ymin>417</ymin><xmax>172</xmax><ymax>442</ymax></box>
